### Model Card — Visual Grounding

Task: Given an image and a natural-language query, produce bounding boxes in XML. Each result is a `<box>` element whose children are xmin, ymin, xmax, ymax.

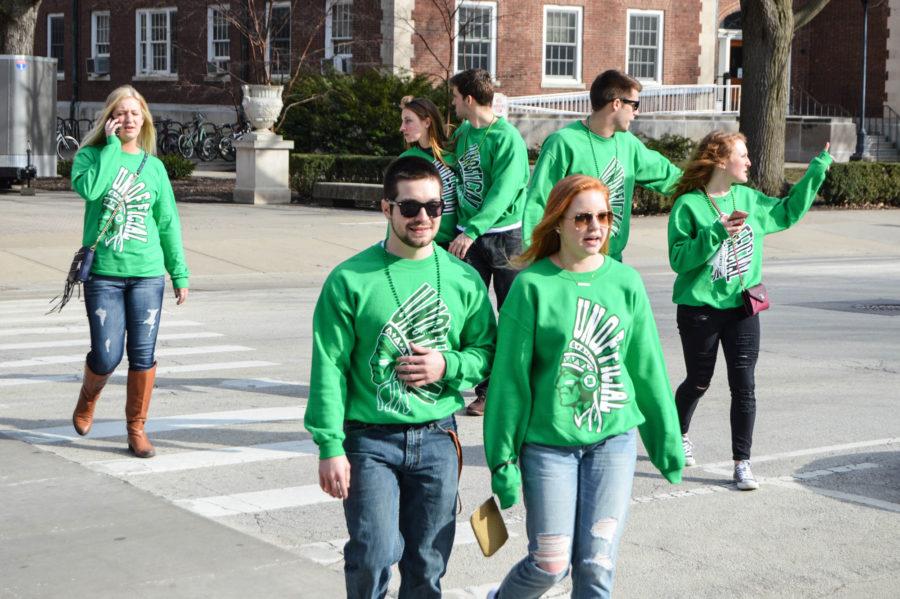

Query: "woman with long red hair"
<box><xmin>668</xmin><ymin>131</ymin><xmax>831</xmax><ymax>489</ymax></box>
<box><xmin>483</xmin><ymin>174</ymin><xmax>683</xmax><ymax>598</ymax></box>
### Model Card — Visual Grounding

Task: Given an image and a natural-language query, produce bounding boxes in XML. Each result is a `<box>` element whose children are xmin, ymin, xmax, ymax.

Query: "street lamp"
<box><xmin>851</xmin><ymin>0</ymin><xmax>870</xmax><ymax>161</ymax></box>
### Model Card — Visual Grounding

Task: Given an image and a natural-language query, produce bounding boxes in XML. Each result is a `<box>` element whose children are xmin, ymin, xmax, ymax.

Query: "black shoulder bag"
<box><xmin>49</xmin><ymin>152</ymin><xmax>150</xmax><ymax>313</ymax></box>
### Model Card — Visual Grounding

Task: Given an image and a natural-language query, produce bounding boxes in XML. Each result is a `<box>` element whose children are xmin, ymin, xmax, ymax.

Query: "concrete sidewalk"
<box><xmin>0</xmin><ymin>438</ymin><xmax>343</xmax><ymax>598</ymax></box>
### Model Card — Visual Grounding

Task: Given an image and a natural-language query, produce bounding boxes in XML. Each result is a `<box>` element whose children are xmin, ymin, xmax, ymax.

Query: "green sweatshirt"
<box><xmin>305</xmin><ymin>243</ymin><xmax>497</xmax><ymax>459</ymax></box>
<box><xmin>453</xmin><ymin>117</ymin><xmax>530</xmax><ymax>239</ymax></box>
<box><xmin>399</xmin><ymin>146</ymin><xmax>460</xmax><ymax>245</ymax></box>
<box><xmin>669</xmin><ymin>151</ymin><xmax>833</xmax><ymax>309</ymax></box>
<box><xmin>72</xmin><ymin>136</ymin><xmax>190</xmax><ymax>288</ymax></box>
<box><xmin>523</xmin><ymin>122</ymin><xmax>682</xmax><ymax>261</ymax></box>
<box><xmin>484</xmin><ymin>256</ymin><xmax>684</xmax><ymax>509</ymax></box>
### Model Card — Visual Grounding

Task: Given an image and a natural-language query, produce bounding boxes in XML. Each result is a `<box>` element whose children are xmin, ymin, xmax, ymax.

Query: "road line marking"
<box><xmin>2</xmin><ymin>313</ymin><xmax>86</xmax><ymax>325</ymax></box>
<box><xmin>0</xmin><ymin>331</ymin><xmax>224</xmax><ymax>351</ymax></box>
<box><xmin>765</xmin><ymin>479</ymin><xmax>900</xmax><ymax>513</ymax></box>
<box><xmin>5</xmin><ymin>406</ymin><xmax>304</xmax><ymax>444</ymax></box>
<box><xmin>296</xmin><ymin>521</ymin><xmax>520</xmax><ymax>566</ymax></box>
<box><xmin>0</xmin><ymin>345</ymin><xmax>254</xmax><ymax>369</ymax></box>
<box><xmin>0</xmin><ymin>360</ymin><xmax>278</xmax><ymax>387</ymax></box>
<box><xmin>700</xmin><ymin>438</ymin><xmax>900</xmax><ymax>471</ymax></box>
<box><xmin>634</xmin><ymin>462</ymin><xmax>883</xmax><ymax>505</ymax></box>
<box><xmin>87</xmin><ymin>440</ymin><xmax>317</xmax><ymax>476</ymax></box>
<box><xmin>174</xmin><ymin>484</ymin><xmax>336</xmax><ymax>517</ymax></box>
<box><xmin>0</xmin><ymin>320</ymin><xmax>203</xmax><ymax>337</ymax></box>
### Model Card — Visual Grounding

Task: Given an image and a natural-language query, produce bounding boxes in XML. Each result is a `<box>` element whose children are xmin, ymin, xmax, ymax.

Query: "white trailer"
<box><xmin>0</xmin><ymin>55</ymin><xmax>57</xmax><ymax>188</ymax></box>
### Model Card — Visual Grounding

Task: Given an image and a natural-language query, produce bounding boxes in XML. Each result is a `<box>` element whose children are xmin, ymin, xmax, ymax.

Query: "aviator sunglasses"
<box><xmin>390</xmin><ymin>199</ymin><xmax>445</xmax><ymax>218</ymax></box>
<box><xmin>564</xmin><ymin>211</ymin><xmax>612</xmax><ymax>230</ymax></box>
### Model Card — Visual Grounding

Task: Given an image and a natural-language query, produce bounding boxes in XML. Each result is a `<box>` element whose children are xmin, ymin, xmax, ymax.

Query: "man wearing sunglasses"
<box><xmin>305</xmin><ymin>156</ymin><xmax>496</xmax><ymax>599</ymax></box>
<box><xmin>523</xmin><ymin>69</ymin><xmax>683</xmax><ymax>262</ymax></box>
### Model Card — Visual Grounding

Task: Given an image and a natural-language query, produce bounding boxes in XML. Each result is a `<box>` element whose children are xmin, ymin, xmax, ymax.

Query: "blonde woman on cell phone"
<box><xmin>70</xmin><ymin>85</ymin><xmax>190</xmax><ymax>458</ymax></box>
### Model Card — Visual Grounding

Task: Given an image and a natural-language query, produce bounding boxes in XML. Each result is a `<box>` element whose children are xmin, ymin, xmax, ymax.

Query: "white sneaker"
<box><xmin>734</xmin><ymin>460</ymin><xmax>760</xmax><ymax>490</ymax></box>
<box><xmin>682</xmin><ymin>434</ymin><xmax>697</xmax><ymax>467</ymax></box>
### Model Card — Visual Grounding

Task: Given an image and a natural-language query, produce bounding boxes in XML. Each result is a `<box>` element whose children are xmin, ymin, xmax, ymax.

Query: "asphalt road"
<box><xmin>1</xmin><ymin>191</ymin><xmax>898</xmax><ymax>598</ymax></box>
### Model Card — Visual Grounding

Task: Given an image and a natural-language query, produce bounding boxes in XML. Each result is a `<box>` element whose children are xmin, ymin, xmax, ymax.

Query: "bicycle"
<box><xmin>177</xmin><ymin>113</ymin><xmax>218</xmax><ymax>161</ymax></box>
<box><xmin>56</xmin><ymin>118</ymin><xmax>80</xmax><ymax>161</ymax></box>
<box><xmin>217</xmin><ymin>118</ymin><xmax>251</xmax><ymax>161</ymax></box>
<box><xmin>155</xmin><ymin>118</ymin><xmax>185</xmax><ymax>156</ymax></box>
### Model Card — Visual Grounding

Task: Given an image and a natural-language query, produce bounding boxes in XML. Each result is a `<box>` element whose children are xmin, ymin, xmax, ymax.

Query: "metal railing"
<box><xmin>507</xmin><ymin>84</ymin><xmax>742</xmax><ymax>116</ymax></box>
<box><xmin>858</xmin><ymin>105</ymin><xmax>900</xmax><ymax>160</ymax></box>
<box><xmin>788</xmin><ymin>86</ymin><xmax>851</xmax><ymax>117</ymax></box>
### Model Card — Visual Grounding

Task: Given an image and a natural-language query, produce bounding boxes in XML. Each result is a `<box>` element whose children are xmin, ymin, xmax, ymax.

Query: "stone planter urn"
<box><xmin>234</xmin><ymin>83</ymin><xmax>294</xmax><ymax>204</ymax></box>
<box><xmin>241</xmin><ymin>84</ymin><xmax>284</xmax><ymax>134</ymax></box>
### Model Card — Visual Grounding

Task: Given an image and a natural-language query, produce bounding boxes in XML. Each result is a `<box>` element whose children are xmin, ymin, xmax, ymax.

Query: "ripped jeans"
<box><xmin>496</xmin><ymin>430</ymin><xmax>636</xmax><ymax>599</ymax></box>
<box><xmin>84</xmin><ymin>275</ymin><xmax>165</xmax><ymax>375</ymax></box>
<box><xmin>674</xmin><ymin>304</ymin><xmax>760</xmax><ymax>460</ymax></box>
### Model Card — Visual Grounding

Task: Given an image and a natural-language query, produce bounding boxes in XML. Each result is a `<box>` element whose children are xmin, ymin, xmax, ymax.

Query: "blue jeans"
<box><xmin>83</xmin><ymin>275</ymin><xmax>165</xmax><ymax>375</ymax></box>
<box><xmin>342</xmin><ymin>416</ymin><xmax>460</xmax><ymax>599</ymax></box>
<box><xmin>497</xmin><ymin>430</ymin><xmax>637</xmax><ymax>599</ymax></box>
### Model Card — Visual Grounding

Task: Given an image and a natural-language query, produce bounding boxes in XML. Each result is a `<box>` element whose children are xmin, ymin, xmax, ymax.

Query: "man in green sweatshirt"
<box><xmin>523</xmin><ymin>69</ymin><xmax>683</xmax><ymax>261</ymax></box>
<box><xmin>305</xmin><ymin>156</ymin><xmax>496</xmax><ymax>599</ymax></box>
<box><xmin>448</xmin><ymin>68</ymin><xmax>530</xmax><ymax>416</ymax></box>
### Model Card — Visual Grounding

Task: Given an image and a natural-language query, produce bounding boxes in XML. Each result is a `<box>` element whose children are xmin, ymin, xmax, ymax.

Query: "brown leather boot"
<box><xmin>125</xmin><ymin>363</ymin><xmax>157</xmax><ymax>458</ymax></box>
<box><xmin>73</xmin><ymin>363</ymin><xmax>111</xmax><ymax>435</ymax></box>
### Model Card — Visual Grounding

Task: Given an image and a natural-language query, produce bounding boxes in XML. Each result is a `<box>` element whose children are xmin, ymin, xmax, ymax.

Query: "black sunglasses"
<box><xmin>390</xmin><ymin>199</ymin><xmax>444</xmax><ymax>218</ymax></box>
<box><xmin>618</xmin><ymin>98</ymin><xmax>640</xmax><ymax>110</ymax></box>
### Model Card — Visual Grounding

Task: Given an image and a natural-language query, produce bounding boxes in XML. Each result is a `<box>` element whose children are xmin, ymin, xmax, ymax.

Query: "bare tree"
<box><xmin>740</xmin><ymin>0</ymin><xmax>832</xmax><ymax>195</ymax></box>
<box><xmin>0</xmin><ymin>0</ymin><xmax>42</xmax><ymax>54</ymax></box>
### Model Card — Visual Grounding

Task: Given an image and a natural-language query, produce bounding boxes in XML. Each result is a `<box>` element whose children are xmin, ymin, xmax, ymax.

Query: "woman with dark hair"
<box><xmin>483</xmin><ymin>174</ymin><xmax>683</xmax><ymax>599</ymax></box>
<box><xmin>70</xmin><ymin>85</ymin><xmax>190</xmax><ymax>458</ymax></box>
<box><xmin>399</xmin><ymin>96</ymin><xmax>459</xmax><ymax>247</ymax></box>
<box><xmin>668</xmin><ymin>131</ymin><xmax>831</xmax><ymax>489</ymax></box>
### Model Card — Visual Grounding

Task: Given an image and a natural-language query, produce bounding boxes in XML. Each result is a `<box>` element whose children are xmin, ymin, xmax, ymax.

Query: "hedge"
<box><xmin>159</xmin><ymin>153</ymin><xmax>195</xmax><ymax>180</ymax></box>
<box><xmin>57</xmin><ymin>159</ymin><xmax>73</xmax><ymax>178</ymax></box>
<box><xmin>291</xmin><ymin>154</ymin><xmax>396</xmax><ymax>199</ymax></box>
<box><xmin>820</xmin><ymin>162</ymin><xmax>900</xmax><ymax>206</ymax></box>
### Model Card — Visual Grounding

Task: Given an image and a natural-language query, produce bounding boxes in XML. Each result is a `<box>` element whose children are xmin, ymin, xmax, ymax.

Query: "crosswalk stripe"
<box><xmin>0</xmin><ymin>345</ymin><xmax>254</xmax><ymax>369</ymax></box>
<box><xmin>2</xmin><ymin>313</ymin><xmax>86</xmax><ymax>325</ymax></box>
<box><xmin>0</xmin><ymin>320</ymin><xmax>203</xmax><ymax>337</ymax></box>
<box><xmin>174</xmin><ymin>484</ymin><xmax>336</xmax><ymax>517</ymax></box>
<box><xmin>6</xmin><ymin>406</ymin><xmax>304</xmax><ymax>444</ymax></box>
<box><xmin>87</xmin><ymin>439</ymin><xmax>317</xmax><ymax>476</ymax></box>
<box><xmin>0</xmin><ymin>332</ymin><xmax>225</xmax><ymax>351</ymax></box>
<box><xmin>0</xmin><ymin>360</ymin><xmax>278</xmax><ymax>387</ymax></box>
<box><xmin>0</xmin><ymin>298</ymin><xmax>55</xmax><ymax>311</ymax></box>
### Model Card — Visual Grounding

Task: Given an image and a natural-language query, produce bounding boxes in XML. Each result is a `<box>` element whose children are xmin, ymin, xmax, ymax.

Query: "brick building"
<box><xmin>33</xmin><ymin>0</ymin><xmax>895</xmax><ymax>123</ymax></box>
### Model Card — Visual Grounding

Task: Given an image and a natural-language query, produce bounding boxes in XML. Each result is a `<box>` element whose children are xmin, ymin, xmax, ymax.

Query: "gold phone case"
<box><xmin>469</xmin><ymin>496</ymin><xmax>509</xmax><ymax>557</ymax></box>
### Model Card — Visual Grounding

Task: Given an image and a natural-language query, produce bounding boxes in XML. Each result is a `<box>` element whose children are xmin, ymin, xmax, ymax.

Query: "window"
<box><xmin>90</xmin><ymin>11</ymin><xmax>111</xmax><ymax>77</ymax></box>
<box><xmin>326</xmin><ymin>0</ymin><xmax>353</xmax><ymax>72</ymax></box>
<box><xmin>136</xmin><ymin>8</ymin><xmax>177</xmax><ymax>76</ymax></box>
<box><xmin>207</xmin><ymin>5</ymin><xmax>230</xmax><ymax>74</ymax></box>
<box><xmin>543</xmin><ymin>6</ymin><xmax>582</xmax><ymax>85</ymax></box>
<box><xmin>626</xmin><ymin>10</ymin><xmax>663</xmax><ymax>84</ymax></box>
<box><xmin>47</xmin><ymin>14</ymin><xmax>64</xmax><ymax>77</ymax></box>
<box><xmin>267</xmin><ymin>2</ymin><xmax>291</xmax><ymax>78</ymax></box>
<box><xmin>455</xmin><ymin>1</ymin><xmax>496</xmax><ymax>76</ymax></box>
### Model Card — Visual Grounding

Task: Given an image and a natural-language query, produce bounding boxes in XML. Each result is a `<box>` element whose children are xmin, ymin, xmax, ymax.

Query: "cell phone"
<box><xmin>729</xmin><ymin>209</ymin><xmax>749</xmax><ymax>221</ymax></box>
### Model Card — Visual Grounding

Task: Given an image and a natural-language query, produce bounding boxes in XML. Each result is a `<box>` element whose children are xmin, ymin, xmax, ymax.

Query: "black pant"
<box><xmin>465</xmin><ymin>228</ymin><xmax>522</xmax><ymax>396</ymax></box>
<box><xmin>675</xmin><ymin>304</ymin><xmax>760</xmax><ymax>461</ymax></box>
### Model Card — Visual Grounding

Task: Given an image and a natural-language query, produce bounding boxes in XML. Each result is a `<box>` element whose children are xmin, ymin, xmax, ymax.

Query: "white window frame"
<box><xmin>47</xmin><ymin>13</ymin><xmax>65</xmax><ymax>79</ymax></box>
<box><xmin>625</xmin><ymin>9</ymin><xmax>664</xmax><ymax>85</ymax></box>
<box><xmin>542</xmin><ymin>5</ymin><xmax>583</xmax><ymax>88</ymax></box>
<box><xmin>324</xmin><ymin>0</ymin><xmax>353</xmax><ymax>72</ymax></box>
<box><xmin>207</xmin><ymin>4</ymin><xmax>231</xmax><ymax>78</ymax></box>
<box><xmin>90</xmin><ymin>11</ymin><xmax>111</xmax><ymax>80</ymax></box>
<box><xmin>134</xmin><ymin>7</ymin><xmax>178</xmax><ymax>79</ymax></box>
<box><xmin>453</xmin><ymin>1</ymin><xmax>497</xmax><ymax>78</ymax></box>
<box><xmin>266</xmin><ymin>1</ymin><xmax>291</xmax><ymax>81</ymax></box>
